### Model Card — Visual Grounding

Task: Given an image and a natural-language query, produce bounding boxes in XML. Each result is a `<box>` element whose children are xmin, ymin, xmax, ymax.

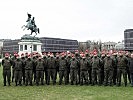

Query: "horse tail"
<box><xmin>38</xmin><ymin>28</ymin><xmax>40</xmax><ymax>34</ymax></box>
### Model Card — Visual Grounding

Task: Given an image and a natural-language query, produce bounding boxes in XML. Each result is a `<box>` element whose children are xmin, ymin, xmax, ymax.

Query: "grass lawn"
<box><xmin>0</xmin><ymin>66</ymin><xmax>133</xmax><ymax>100</ymax></box>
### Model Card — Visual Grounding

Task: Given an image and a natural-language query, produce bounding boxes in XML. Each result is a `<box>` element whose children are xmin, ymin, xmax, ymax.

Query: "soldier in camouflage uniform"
<box><xmin>21</xmin><ymin>53</ymin><xmax>26</xmax><ymax>85</ymax></box>
<box><xmin>91</xmin><ymin>52</ymin><xmax>101</xmax><ymax>85</ymax></box>
<box><xmin>35</xmin><ymin>56</ymin><xmax>45</xmax><ymax>86</ymax></box>
<box><xmin>79</xmin><ymin>54</ymin><xmax>89</xmax><ymax>85</ymax></box>
<box><xmin>103</xmin><ymin>53</ymin><xmax>114</xmax><ymax>86</ymax></box>
<box><xmin>42</xmin><ymin>53</ymin><xmax>48</xmax><ymax>84</ymax></box>
<box><xmin>70</xmin><ymin>54</ymin><xmax>79</xmax><ymax>85</ymax></box>
<box><xmin>66</xmin><ymin>52</ymin><xmax>72</xmax><ymax>84</ymax></box>
<box><xmin>112</xmin><ymin>52</ymin><xmax>118</xmax><ymax>85</ymax></box>
<box><xmin>125</xmin><ymin>52</ymin><xmax>131</xmax><ymax>84</ymax></box>
<box><xmin>100</xmin><ymin>53</ymin><xmax>106</xmax><ymax>85</ymax></box>
<box><xmin>13</xmin><ymin>54</ymin><xmax>23</xmax><ymax>86</ymax></box>
<box><xmin>47</xmin><ymin>54</ymin><xmax>56</xmax><ymax>85</ymax></box>
<box><xmin>55</xmin><ymin>53</ymin><xmax>60</xmax><ymax>81</ymax></box>
<box><xmin>117</xmin><ymin>52</ymin><xmax>128</xmax><ymax>86</ymax></box>
<box><xmin>32</xmin><ymin>54</ymin><xmax>37</xmax><ymax>82</ymax></box>
<box><xmin>25</xmin><ymin>55</ymin><xmax>34</xmax><ymax>86</ymax></box>
<box><xmin>86</xmin><ymin>52</ymin><xmax>93</xmax><ymax>84</ymax></box>
<box><xmin>59</xmin><ymin>54</ymin><xmax>67</xmax><ymax>85</ymax></box>
<box><xmin>11</xmin><ymin>53</ymin><xmax>17</xmax><ymax>82</ymax></box>
<box><xmin>2</xmin><ymin>53</ymin><xmax>12</xmax><ymax>86</ymax></box>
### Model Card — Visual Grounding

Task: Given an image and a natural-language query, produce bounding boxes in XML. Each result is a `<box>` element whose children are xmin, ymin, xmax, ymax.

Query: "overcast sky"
<box><xmin>0</xmin><ymin>0</ymin><xmax>133</xmax><ymax>42</ymax></box>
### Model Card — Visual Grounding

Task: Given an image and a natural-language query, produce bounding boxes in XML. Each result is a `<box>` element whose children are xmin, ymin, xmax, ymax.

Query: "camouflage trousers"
<box><xmin>36</xmin><ymin>70</ymin><xmax>44</xmax><ymax>85</ymax></box>
<box><xmin>80</xmin><ymin>70</ymin><xmax>88</xmax><ymax>85</ymax></box>
<box><xmin>117</xmin><ymin>68</ymin><xmax>127</xmax><ymax>86</ymax></box>
<box><xmin>14</xmin><ymin>70</ymin><xmax>22</xmax><ymax>85</ymax></box>
<box><xmin>92</xmin><ymin>68</ymin><xmax>101</xmax><ymax>85</ymax></box>
<box><xmin>59</xmin><ymin>70</ymin><xmax>67</xmax><ymax>84</ymax></box>
<box><xmin>25</xmin><ymin>70</ymin><xmax>33</xmax><ymax>85</ymax></box>
<box><xmin>104</xmin><ymin>69</ymin><xmax>113</xmax><ymax>85</ymax></box>
<box><xmin>3</xmin><ymin>70</ymin><xmax>11</xmax><ymax>86</ymax></box>
<box><xmin>70</xmin><ymin>68</ymin><xmax>78</xmax><ymax>84</ymax></box>
<box><xmin>47</xmin><ymin>69</ymin><xmax>56</xmax><ymax>84</ymax></box>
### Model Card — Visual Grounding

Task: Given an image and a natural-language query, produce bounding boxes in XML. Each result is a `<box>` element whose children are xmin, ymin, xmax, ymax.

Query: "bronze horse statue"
<box><xmin>22</xmin><ymin>13</ymin><xmax>40</xmax><ymax>36</ymax></box>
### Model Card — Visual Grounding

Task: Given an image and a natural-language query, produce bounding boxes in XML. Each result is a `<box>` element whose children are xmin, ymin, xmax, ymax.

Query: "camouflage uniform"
<box><xmin>117</xmin><ymin>55</ymin><xmax>128</xmax><ymax>86</ymax></box>
<box><xmin>13</xmin><ymin>58</ymin><xmax>23</xmax><ymax>86</ymax></box>
<box><xmin>103</xmin><ymin>56</ymin><xmax>114</xmax><ymax>86</ymax></box>
<box><xmin>91</xmin><ymin>56</ymin><xmax>101</xmax><ymax>85</ymax></box>
<box><xmin>47</xmin><ymin>57</ymin><xmax>56</xmax><ymax>85</ymax></box>
<box><xmin>70</xmin><ymin>58</ymin><xmax>79</xmax><ymax>85</ymax></box>
<box><xmin>43</xmin><ymin>56</ymin><xmax>48</xmax><ymax>84</ymax></box>
<box><xmin>87</xmin><ymin>56</ymin><xmax>93</xmax><ymax>84</ymax></box>
<box><xmin>59</xmin><ymin>57</ymin><xmax>67</xmax><ymax>85</ymax></box>
<box><xmin>66</xmin><ymin>56</ymin><xmax>72</xmax><ymax>84</ymax></box>
<box><xmin>11</xmin><ymin>56</ymin><xmax>17</xmax><ymax>82</ymax></box>
<box><xmin>126</xmin><ymin>55</ymin><xmax>131</xmax><ymax>84</ymax></box>
<box><xmin>21</xmin><ymin>57</ymin><xmax>26</xmax><ymax>84</ymax></box>
<box><xmin>35</xmin><ymin>58</ymin><xmax>45</xmax><ymax>85</ymax></box>
<box><xmin>2</xmin><ymin>58</ymin><xmax>12</xmax><ymax>86</ymax></box>
<box><xmin>32</xmin><ymin>56</ymin><xmax>37</xmax><ymax>82</ymax></box>
<box><xmin>80</xmin><ymin>58</ymin><xmax>89</xmax><ymax>85</ymax></box>
<box><xmin>112</xmin><ymin>55</ymin><xmax>118</xmax><ymax>85</ymax></box>
<box><xmin>55</xmin><ymin>56</ymin><xmax>60</xmax><ymax>80</ymax></box>
<box><xmin>100</xmin><ymin>56</ymin><xmax>105</xmax><ymax>84</ymax></box>
<box><xmin>25</xmin><ymin>58</ymin><xmax>34</xmax><ymax>86</ymax></box>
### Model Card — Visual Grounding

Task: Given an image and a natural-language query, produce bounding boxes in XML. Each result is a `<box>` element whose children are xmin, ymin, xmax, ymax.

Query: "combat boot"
<box><xmin>15</xmin><ymin>82</ymin><xmax>18</xmax><ymax>86</ymax></box>
<box><xmin>71</xmin><ymin>81</ymin><xmax>74</xmax><ymax>85</ymax></box>
<box><xmin>19</xmin><ymin>81</ymin><xmax>22</xmax><ymax>86</ymax></box>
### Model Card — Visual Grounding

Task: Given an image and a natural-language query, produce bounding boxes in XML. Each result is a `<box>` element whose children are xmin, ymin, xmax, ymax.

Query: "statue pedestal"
<box><xmin>18</xmin><ymin>34</ymin><xmax>42</xmax><ymax>56</ymax></box>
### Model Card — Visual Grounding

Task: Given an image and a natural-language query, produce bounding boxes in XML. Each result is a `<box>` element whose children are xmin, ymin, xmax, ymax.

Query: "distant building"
<box><xmin>115</xmin><ymin>41</ymin><xmax>124</xmax><ymax>50</ymax></box>
<box><xmin>102</xmin><ymin>42</ymin><xmax>116</xmax><ymax>50</ymax></box>
<box><xmin>124</xmin><ymin>29</ymin><xmax>133</xmax><ymax>51</ymax></box>
<box><xmin>2</xmin><ymin>37</ymin><xmax>78</xmax><ymax>55</ymax></box>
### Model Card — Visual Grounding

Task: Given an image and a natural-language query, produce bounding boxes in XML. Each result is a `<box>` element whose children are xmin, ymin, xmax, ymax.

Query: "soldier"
<box><xmin>100</xmin><ymin>52</ymin><xmax>106</xmax><ymax>85</ymax></box>
<box><xmin>55</xmin><ymin>53</ymin><xmax>60</xmax><ymax>81</ymax></box>
<box><xmin>59</xmin><ymin>54</ymin><xmax>67</xmax><ymax>85</ymax></box>
<box><xmin>66</xmin><ymin>52</ymin><xmax>72</xmax><ymax>84</ymax></box>
<box><xmin>70</xmin><ymin>54</ymin><xmax>79</xmax><ymax>85</ymax></box>
<box><xmin>79</xmin><ymin>54</ymin><xmax>89</xmax><ymax>85</ymax></box>
<box><xmin>21</xmin><ymin>53</ymin><xmax>26</xmax><ymax>85</ymax></box>
<box><xmin>13</xmin><ymin>54</ymin><xmax>23</xmax><ymax>86</ymax></box>
<box><xmin>2</xmin><ymin>53</ymin><xmax>12</xmax><ymax>86</ymax></box>
<box><xmin>32</xmin><ymin>53</ymin><xmax>37</xmax><ymax>82</ymax></box>
<box><xmin>11</xmin><ymin>52</ymin><xmax>17</xmax><ymax>82</ymax></box>
<box><xmin>129</xmin><ymin>53</ymin><xmax>133</xmax><ymax>87</ymax></box>
<box><xmin>42</xmin><ymin>53</ymin><xmax>48</xmax><ymax>84</ymax></box>
<box><xmin>35</xmin><ymin>56</ymin><xmax>45</xmax><ymax>86</ymax></box>
<box><xmin>25</xmin><ymin>54</ymin><xmax>34</xmax><ymax>86</ymax></box>
<box><xmin>47</xmin><ymin>53</ymin><xmax>56</xmax><ymax>85</ymax></box>
<box><xmin>112</xmin><ymin>52</ymin><xmax>118</xmax><ymax>85</ymax></box>
<box><xmin>103</xmin><ymin>53</ymin><xmax>114</xmax><ymax>86</ymax></box>
<box><xmin>91</xmin><ymin>52</ymin><xmax>101</xmax><ymax>85</ymax></box>
<box><xmin>86</xmin><ymin>50</ymin><xmax>93</xmax><ymax>84</ymax></box>
<box><xmin>75</xmin><ymin>50</ymin><xmax>80</xmax><ymax>84</ymax></box>
<box><xmin>125</xmin><ymin>52</ymin><xmax>131</xmax><ymax>84</ymax></box>
<box><xmin>117</xmin><ymin>51</ymin><xmax>128</xmax><ymax>86</ymax></box>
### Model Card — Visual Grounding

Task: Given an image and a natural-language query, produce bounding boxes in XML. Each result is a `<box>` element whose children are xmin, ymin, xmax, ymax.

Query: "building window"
<box><xmin>20</xmin><ymin>45</ymin><xmax>23</xmax><ymax>51</ymax></box>
<box><xmin>24</xmin><ymin>45</ymin><xmax>27</xmax><ymax>50</ymax></box>
<box><xmin>33</xmin><ymin>45</ymin><xmax>37</xmax><ymax>51</ymax></box>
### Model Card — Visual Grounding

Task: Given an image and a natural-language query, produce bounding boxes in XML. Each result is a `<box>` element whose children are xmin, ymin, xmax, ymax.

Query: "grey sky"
<box><xmin>0</xmin><ymin>0</ymin><xmax>133</xmax><ymax>42</ymax></box>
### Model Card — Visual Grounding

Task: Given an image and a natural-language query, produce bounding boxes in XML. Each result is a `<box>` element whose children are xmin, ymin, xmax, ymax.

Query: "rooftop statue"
<box><xmin>21</xmin><ymin>13</ymin><xmax>40</xmax><ymax>36</ymax></box>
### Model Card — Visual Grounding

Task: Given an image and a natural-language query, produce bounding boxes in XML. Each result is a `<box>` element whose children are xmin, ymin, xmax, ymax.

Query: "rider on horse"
<box><xmin>22</xmin><ymin>13</ymin><xmax>39</xmax><ymax>36</ymax></box>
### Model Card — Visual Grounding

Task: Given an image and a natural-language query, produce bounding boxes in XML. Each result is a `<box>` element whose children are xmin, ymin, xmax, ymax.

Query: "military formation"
<box><xmin>1</xmin><ymin>49</ymin><xmax>133</xmax><ymax>87</ymax></box>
